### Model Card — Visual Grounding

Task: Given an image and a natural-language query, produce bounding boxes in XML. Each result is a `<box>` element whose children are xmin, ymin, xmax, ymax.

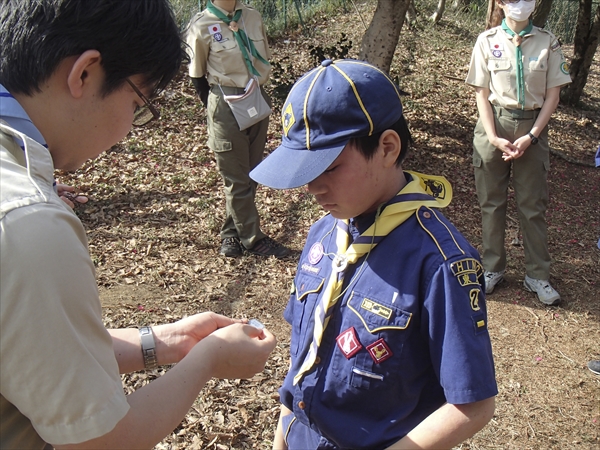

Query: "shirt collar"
<box><xmin>0</xmin><ymin>84</ymin><xmax>47</xmax><ymax>147</ymax></box>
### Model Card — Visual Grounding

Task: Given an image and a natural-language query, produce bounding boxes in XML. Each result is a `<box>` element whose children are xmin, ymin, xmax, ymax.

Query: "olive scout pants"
<box><xmin>206</xmin><ymin>85</ymin><xmax>271</xmax><ymax>249</ymax></box>
<box><xmin>473</xmin><ymin>105</ymin><xmax>551</xmax><ymax>280</ymax></box>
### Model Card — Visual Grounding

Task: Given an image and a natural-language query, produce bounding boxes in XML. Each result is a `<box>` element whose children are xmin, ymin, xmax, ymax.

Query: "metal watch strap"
<box><xmin>139</xmin><ymin>326</ymin><xmax>158</xmax><ymax>369</ymax></box>
<box><xmin>528</xmin><ymin>132</ymin><xmax>538</xmax><ymax>144</ymax></box>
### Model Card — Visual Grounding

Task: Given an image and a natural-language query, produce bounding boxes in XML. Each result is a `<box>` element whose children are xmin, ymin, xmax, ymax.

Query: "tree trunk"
<box><xmin>359</xmin><ymin>0</ymin><xmax>412</xmax><ymax>72</ymax></box>
<box><xmin>486</xmin><ymin>0</ymin><xmax>499</xmax><ymax>30</ymax></box>
<box><xmin>430</xmin><ymin>0</ymin><xmax>446</xmax><ymax>24</ymax></box>
<box><xmin>532</xmin><ymin>0</ymin><xmax>553</xmax><ymax>28</ymax></box>
<box><xmin>406</xmin><ymin>0</ymin><xmax>417</xmax><ymax>28</ymax></box>
<box><xmin>561</xmin><ymin>0</ymin><xmax>600</xmax><ymax>105</ymax></box>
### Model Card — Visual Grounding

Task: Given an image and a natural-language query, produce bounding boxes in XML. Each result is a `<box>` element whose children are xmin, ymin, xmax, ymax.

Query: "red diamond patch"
<box><xmin>366</xmin><ymin>338</ymin><xmax>393</xmax><ymax>364</ymax></box>
<box><xmin>336</xmin><ymin>327</ymin><xmax>362</xmax><ymax>359</ymax></box>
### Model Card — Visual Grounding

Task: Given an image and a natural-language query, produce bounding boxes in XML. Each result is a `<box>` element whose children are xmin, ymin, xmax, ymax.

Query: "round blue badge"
<box><xmin>214</xmin><ymin>32</ymin><xmax>223</xmax><ymax>42</ymax></box>
<box><xmin>492</xmin><ymin>50</ymin><xmax>502</xmax><ymax>58</ymax></box>
<box><xmin>308</xmin><ymin>242</ymin><xmax>324</xmax><ymax>265</ymax></box>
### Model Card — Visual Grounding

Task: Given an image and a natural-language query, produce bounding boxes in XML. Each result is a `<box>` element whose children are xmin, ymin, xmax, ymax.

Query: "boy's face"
<box><xmin>307</xmin><ymin>142</ymin><xmax>394</xmax><ymax>220</ymax></box>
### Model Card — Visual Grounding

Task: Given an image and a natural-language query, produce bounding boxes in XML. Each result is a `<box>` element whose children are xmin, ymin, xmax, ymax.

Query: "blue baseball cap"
<box><xmin>250</xmin><ymin>59</ymin><xmax>404</xmax><ymax>189</ymax></box>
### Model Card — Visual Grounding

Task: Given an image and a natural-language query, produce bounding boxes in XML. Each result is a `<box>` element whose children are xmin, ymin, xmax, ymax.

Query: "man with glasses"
<box><xmin>0</xmin><ymin>1</ymin><xmax>276</xmax><ymax>449</ymax></box>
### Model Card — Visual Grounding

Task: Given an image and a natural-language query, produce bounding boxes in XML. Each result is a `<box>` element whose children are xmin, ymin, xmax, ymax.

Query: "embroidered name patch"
<box><xmin>301</xmin><ymin>263</ymin><xmax>320</xmax><ymax>275</ymax></box>
<box><xmin>366</xmin><ymin>339</ymin><xmax>393</xmax><ymax>364</ymax></box>
<box><xmin>336</xmin><ymin>327</ymin><xmax>362</xmax><ymax>359</ymax></box>
<box><xmin>450</xmin><ymin>258</ymin><xmax>483</xmax><ymax>287</ymax></box>
<box><xmin>361</xmin><ymin>298</ymin><xmax>392</xmax><ymax>320</ymax></box>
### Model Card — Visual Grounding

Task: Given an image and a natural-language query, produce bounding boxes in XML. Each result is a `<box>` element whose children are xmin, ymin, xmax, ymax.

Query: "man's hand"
<box><xmin>502</xmin><ymin>134</ymin><xmax>531</xmax><ymax>161</ymax></box>
<box><xmin>157</xmin><ymin>312</ymin><xmax>247</xmax><ymax>362</ymax></box>
<box><xmin>56</xmin><ymin>183</ymin><xmax>88</xmax><ymax>208</ymax></box>
<box><xmin>199</xmin><ymin>323</ymin><xmax>277</xmax><ymax>379</ymax></box>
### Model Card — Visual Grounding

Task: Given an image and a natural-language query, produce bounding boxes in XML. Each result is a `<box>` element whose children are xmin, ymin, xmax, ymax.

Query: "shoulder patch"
<box><xmin>550</xmin><ymin>38</ymin><xmax>562</xmax><ymax>52</ymax></box>
<box><xmin>450</xmin><ymin>258</ymin><xmax>483</xmax><ymax>287</ymax></box>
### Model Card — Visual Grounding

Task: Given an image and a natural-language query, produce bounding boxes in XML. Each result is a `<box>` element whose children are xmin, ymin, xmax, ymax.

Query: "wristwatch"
<box><xmin>528</xmin><ymin>132</ymin><xmax>539</xmax><ymax>145</ymax></box>
<box><xmin>139</xmin><ymin>326</ymin><xmax>158</xmax><ymax>369</ymax></box>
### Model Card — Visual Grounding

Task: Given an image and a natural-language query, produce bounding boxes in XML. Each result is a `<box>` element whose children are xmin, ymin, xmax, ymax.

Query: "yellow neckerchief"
<box><xmin>293</xmin><ymin>171</ymin><xmax>452</xmax><ymax>385</ymax></box>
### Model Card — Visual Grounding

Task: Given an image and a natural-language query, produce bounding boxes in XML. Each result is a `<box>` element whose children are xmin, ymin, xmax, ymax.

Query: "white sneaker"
<box><xmin>484</xmin><ymin>270</ymin><xmax>505</xmax><ymax>294</ymax></box>
<box><xmin>523</xmin><ymin>276</ymin><xmax>561</xmax><ymax>306</ymax></box>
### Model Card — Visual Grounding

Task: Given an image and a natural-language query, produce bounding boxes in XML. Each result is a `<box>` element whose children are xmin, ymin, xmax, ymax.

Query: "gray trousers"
<box><xmin>473</xmin><ymin>106</ymin><xmax>551</xmax><ymax>280</ymax></box>
<box><xmin>206</xmin><ymin>85</ymin><xmax>270</xmax><ymax>248</ymax></box>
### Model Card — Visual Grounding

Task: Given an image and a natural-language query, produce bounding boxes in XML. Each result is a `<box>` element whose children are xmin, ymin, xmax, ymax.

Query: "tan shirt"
<box><xmin>0</xmin><ymin>123</ymin><xmax>129</xmax><ymax>448</ymax></box>
<box><xmin>466</xmin><ymin>25</ymin><xmax>571</xmax><ymax>110</ymax></box>
<box><xmin>186</xmin><ymin>1</ymin><xmax>271</xmax><ymax>87</ymax></box>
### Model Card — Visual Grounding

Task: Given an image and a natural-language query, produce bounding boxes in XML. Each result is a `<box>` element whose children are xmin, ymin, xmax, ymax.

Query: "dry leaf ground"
<box><xmin>58</xmin><ymin>2</ymin><xmax>599</xmax><ymax>449</ymax></box>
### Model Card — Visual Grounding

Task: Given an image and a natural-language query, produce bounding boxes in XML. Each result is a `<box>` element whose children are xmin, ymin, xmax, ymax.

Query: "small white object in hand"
<box><xmin>249</xmin><ymin>319</ymin><xmax>265</xmax><ymax>329</ymax></box>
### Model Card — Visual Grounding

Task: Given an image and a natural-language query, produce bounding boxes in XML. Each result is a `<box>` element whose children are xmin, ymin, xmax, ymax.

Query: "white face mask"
<box><xmin>504</xmin><ymin>1</ymin><xmax>536</xmax><ymax>22</ymax></box>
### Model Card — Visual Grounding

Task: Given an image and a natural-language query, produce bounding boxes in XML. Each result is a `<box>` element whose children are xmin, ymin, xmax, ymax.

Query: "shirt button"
<box><xmin>423</xmin><ymin>211</ymin><xmax>431</xmax><ymax>219</ymax></box>
<box><xmin>315</xmin><ymin>356</ymin><xmax>321</xmax><ymax>364</ymax></box>
<box><xmin>298</xmin><ymin>401</ymin><xmax>306</xmax><ymax>409</ymax></box>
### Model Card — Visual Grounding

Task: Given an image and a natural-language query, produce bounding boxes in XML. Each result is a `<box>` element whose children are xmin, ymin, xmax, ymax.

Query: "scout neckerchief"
<box><xmin>501</xmin><ymin>19</ymin><xmax>533</xmax><ymax>110</ymax></box>
<box><xmin>293</xmin><ymin>171</ymin><xmax>452</xmax><ymax>385</ymax></box>
<box><xmin>207</xmin><ymin>1</ymin><xmax>269</xmax><ymax>77</ymax></box>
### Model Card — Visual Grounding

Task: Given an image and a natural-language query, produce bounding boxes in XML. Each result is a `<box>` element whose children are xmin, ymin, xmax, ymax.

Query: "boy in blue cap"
<box><xmin>251</xmin><ymin>59</ymin><xmax>497</xmax><ymax>449</ymax></box>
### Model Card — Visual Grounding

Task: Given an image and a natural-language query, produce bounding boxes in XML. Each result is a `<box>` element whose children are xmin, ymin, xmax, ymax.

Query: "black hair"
<box><xmin>349</xmin><ymin>115</ymin><xmax>413</xmax><ymax>167</ymax></box>
<box><xmin>0</xmin><ymin>0</ymin><xmax>189</xmax><ymax>97</ymax></box>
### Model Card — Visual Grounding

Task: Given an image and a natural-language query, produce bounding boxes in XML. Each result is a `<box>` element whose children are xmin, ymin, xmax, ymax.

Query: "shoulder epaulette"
<box><xmin>482</xmin><ymin>27</ymin><xmax>498</xmax><ymax>37</ymax></box>
<box><xmin>416</xmin><ymin>206</ymin><xmax>466</xmax><ymax>261</ymax></box>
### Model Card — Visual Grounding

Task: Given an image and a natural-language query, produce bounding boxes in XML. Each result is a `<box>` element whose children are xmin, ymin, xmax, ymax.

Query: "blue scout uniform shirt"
<box><xmin>279</xmin><ymin>174</ymin><xmax>498</xmax><ymax>449</ymax></box>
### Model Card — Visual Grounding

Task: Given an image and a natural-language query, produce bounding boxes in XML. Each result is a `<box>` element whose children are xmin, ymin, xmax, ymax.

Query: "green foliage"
<box><xmin>170</xmin><ymin>0</ymin><xmax>348</xmax><ymax>34</ymax></box>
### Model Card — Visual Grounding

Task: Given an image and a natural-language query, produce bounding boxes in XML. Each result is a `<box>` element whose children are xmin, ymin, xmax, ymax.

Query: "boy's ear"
<box><xmin>66</xmin><ymin>50</ymin><xmax>102</xmax><ymax>99</ymax></box>
<box><xmin>379</xmin><ymin>130</ymin><xmax>401</xmax><ymax>168</ymax></box>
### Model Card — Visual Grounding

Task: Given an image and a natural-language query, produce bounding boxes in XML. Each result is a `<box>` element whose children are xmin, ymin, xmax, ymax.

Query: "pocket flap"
<box><xmin>295</xmin><ymin>272</ymin><xmax>324</xmax><ymax>302</ymax></box>
<box><xmin>347</xmin><ymin>291</ymin><xmax>412</xmax><ymax>333</ymax></box>
<box><xmin>207</xmin><ymin>137</ymin><xmax>232</xmax><ymax>152</ymax></box>
<box><xmin>488</xmin><ymin>58</ymin><xmax>511</xmax><ymax>71</ymax></box>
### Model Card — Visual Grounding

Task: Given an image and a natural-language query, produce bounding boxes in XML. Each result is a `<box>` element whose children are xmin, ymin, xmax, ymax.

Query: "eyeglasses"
<box><xmin>126</xmin><ymin>79</ymin><xmax>160</xmax><ymax>127</ymax></box>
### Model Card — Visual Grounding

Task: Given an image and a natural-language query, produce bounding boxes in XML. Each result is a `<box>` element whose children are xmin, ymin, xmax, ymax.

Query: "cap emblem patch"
<box><xmin>282</xmin><ymin>103</ymin><xmax>295</xmax><ymax>136</ymax></box>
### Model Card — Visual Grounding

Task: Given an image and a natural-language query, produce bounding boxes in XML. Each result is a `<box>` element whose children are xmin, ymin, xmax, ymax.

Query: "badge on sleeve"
<box><xmin>336</xmin><ymin>327</ymin><xmax>362</xmax><ymax>359</ymax></box>
<box><xmin>561</xmin><ymin>61</ymin><xmax>570</xmax><ymax>74</ymax></box>
<box><xmin>450</xmin><ymin>258</ymin><xmax>483</xmax><ymax>287</ymax></box>
<box><xmin>550</xmin><ymin>39</ymin><xmax>561</xmax><ymax>52</ymax></box>
<box><xmin>366</xmin><ymin>338</ymin><xmax>393</xmax><ymax>364</ymax></box>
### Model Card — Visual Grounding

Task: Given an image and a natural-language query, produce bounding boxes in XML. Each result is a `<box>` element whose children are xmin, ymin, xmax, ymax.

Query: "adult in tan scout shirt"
<box><xmin>186</xmin><ymin>0</ymin><xmax>289</xmax><ymax>258</ymax></box>
<box><xmin>0</xmin><ymin>1</ymin><xmax>276</xmax><ymax>448</ymax></box>
<box><xmin>466</xmin><ymin>0</ymin><xmax>571</xmax><ymax>305</ymax></box>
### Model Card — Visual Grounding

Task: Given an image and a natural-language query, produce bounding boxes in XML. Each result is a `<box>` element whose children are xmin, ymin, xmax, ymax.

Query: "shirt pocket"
<box><xmin>488</xmin><ymin>58</ymin><xmax>511</xmax><ymax>73</ymax></box>
<box><xmin>289</xmin><ymin>272</ymin><xmax>324</xmax><ymax>357</ymax></box>
<box><xmin>331</xmin><ymin>290</ymin><xmax>413</xmax><ymax>390</ymax></box>
<box><xmin>209</xmin><ymin>36</ymin><xmax>247</xmax><ymax>78</ymax></box>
